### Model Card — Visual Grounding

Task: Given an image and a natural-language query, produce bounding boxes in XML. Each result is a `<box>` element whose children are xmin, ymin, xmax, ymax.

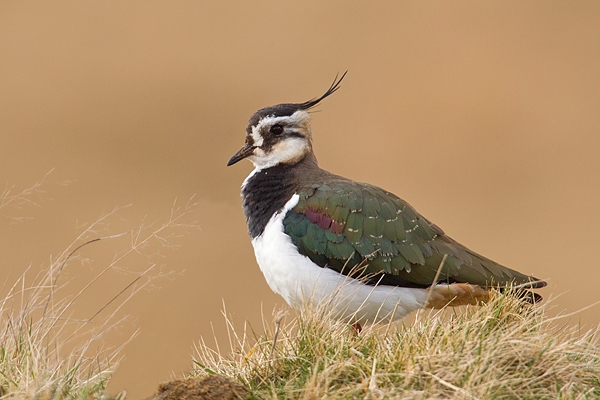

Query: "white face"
<box><xmin>247</xmin><ymin>110</ymin><xmax>313</xmax><ymax>170</ymax></box>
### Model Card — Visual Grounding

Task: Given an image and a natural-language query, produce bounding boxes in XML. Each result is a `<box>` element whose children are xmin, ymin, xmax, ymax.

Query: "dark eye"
<box><xmin>270</xmin><ymin>124</ymin><xmax>284</xmax><ymax>135</ymax></box>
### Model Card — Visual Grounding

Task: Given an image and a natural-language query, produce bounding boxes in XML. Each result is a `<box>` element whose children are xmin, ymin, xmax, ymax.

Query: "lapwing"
<box><xmin>227</xmin><ymin>73</ymin><xmax>546</xmax><ymax>324</ymax></box>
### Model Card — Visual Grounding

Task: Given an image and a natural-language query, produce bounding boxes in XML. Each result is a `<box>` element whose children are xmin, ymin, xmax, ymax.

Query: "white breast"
<box><xmin>251</xmin><ymin>195</ymin><xmax>430</xmax><ymax>323</ymax></box>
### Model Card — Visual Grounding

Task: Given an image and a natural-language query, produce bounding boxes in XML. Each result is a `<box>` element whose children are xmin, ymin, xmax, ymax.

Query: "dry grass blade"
<box><xmin>0</xmin><ymin>169</ymin><xmax>55</xmax><ymax>222</ymax></box>
<box><xmin>424</xmin><ymin>253</ymin><xmax>448</xmax><ymax>307</ymax></box>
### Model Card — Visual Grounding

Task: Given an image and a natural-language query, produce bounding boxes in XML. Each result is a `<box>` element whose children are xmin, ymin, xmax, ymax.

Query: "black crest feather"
<box><xmin>246</xmin><ymin>72</ymin><xmax>348</xmax><ymax>131</ymax></box>
<box><xmin>297</xmin><ymin>71</ymin><xmax>348</xmax><ymax>111</ymax></box>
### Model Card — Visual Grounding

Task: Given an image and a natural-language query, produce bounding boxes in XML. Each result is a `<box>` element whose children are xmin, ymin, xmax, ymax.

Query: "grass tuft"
<box><xmin>1</xmin><ymin>175</ymin><xmax>198</xmax><ymax>399</ymax></box>
<box><xmin>193</xmin><ymin>292</ymin><xmax>600</xmax><ymax>399</ymax></box>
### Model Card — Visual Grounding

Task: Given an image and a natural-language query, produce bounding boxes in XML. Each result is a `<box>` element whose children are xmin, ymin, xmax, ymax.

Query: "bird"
<box><xmin>227</xmin><ymin>73</ymin><xmax>546</xmax><ymax>325</ymax></box>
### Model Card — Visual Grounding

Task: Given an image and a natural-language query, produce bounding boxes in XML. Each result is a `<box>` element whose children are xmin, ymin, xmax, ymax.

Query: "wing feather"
<box><xmin>283</xmin><ymin>178</ymin><xmax>544</xmax><ymax>289</ymax></box>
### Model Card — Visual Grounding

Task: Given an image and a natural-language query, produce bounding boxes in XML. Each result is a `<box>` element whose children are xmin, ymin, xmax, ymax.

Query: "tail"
<box><xmin>500</xmin><ymin>285</ymin><xmax>544</xmax><ymax>304</ymax></box>
<box><xmin>425</xmin><ymin>282</ymin><xmax>544</xmax><ymax>309</ymax></box>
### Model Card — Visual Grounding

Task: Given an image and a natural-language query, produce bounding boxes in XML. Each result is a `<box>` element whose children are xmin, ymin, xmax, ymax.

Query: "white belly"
<box><xmin>251</xmin><ymin>194</ymin><xmax>430</xmax><ymax>323</ymax></box>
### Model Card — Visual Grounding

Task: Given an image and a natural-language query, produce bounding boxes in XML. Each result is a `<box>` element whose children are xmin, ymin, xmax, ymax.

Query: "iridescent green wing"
<box><xmin>283</xmin><ymin>178</ymin><xmax>541</xmax><ymax>288</ymax></box>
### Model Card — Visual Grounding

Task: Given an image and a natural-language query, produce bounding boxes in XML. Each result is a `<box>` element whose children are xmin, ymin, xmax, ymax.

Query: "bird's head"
<box><xmin>227</xmin><ymin>72</ymin><xmax>346</xmax><ymax>170</ymax></box>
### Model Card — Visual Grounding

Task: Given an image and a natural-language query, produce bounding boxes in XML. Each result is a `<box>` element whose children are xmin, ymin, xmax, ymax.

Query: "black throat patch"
<box><xmin>242</xmin><ymin>164</ymin><xmax>298</xmax><ymax>239</ymax></box>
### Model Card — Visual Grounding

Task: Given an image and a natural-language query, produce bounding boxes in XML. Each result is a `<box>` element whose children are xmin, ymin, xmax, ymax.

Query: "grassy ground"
<box><xmin>0</xmin><ymin>175</ymin><xmax>197</xmax><ymax>399</ymax></box>
<box><xmin>193</xmin><ymin>293</ymin><xmax>600</xmax><ymax>399</ymax></box>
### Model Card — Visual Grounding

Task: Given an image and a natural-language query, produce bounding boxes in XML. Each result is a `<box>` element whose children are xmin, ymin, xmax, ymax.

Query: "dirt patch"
<box><xmin>149</xmin><ymin>375</ymin><xmax>249</xmax><ymax>400</ymax></box>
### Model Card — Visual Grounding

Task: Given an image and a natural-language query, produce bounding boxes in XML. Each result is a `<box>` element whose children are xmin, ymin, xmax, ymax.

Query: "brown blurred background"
<box><xmin>1</xmin><ymin>1</ymin><xmax>599</xmax><ymax>398</ymax></box>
